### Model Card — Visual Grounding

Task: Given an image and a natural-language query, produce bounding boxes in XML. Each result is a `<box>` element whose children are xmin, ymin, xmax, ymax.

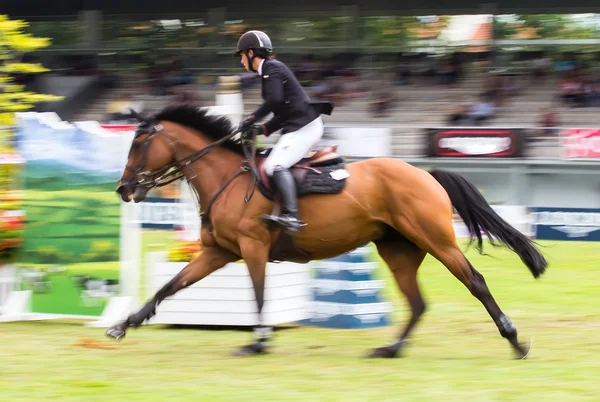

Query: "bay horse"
<box><xmin>106</xmin><ymin>104</ymin><xmax>547</xmax><ymax>359</ymax></box>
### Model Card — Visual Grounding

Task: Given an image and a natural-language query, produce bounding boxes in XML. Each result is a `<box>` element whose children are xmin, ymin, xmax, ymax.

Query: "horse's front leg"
<box><xmin>233</xmin><ymin>237</ymin><xmax>272</xmax><ymax>356</ymax></box>
<box><xmin>106</xmin><ymin>246</ymin><xmax>238</xmax><ymax>340</ymax></box>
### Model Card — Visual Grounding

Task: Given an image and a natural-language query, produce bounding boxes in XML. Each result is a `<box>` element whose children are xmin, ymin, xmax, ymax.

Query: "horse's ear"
<box><xmin>130</xmin><ymin>109</ymin><xmax>145</xmax><ymax>122</ymax></box>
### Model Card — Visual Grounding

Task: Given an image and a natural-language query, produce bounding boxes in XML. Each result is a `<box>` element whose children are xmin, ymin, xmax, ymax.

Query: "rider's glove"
<box><xmin>237</xmin><ymin>115</ymin><xmax>256</xmax><ymax>133</ymax></box>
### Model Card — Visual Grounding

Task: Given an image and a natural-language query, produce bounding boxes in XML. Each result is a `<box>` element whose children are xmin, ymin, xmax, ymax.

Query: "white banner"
<box><xmin>319</xmin><ymin>126</ymin><xmax>392</xmax><ymax>158</ymax></box>
<box><xmin>453</xmin><ymin>205</ymin><xmax>533</xmax><ymax>239</ymax></box>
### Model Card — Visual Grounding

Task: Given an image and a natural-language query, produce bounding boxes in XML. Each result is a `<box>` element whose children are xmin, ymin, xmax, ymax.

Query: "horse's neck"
<box><xmin>173</xmin><ymin>125</ymin><xmax>244</xmax><ymax>213</ymax></box>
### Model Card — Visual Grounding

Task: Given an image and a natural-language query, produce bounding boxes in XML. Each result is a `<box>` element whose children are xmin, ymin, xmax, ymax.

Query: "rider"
<box><xmin>235</xmin><ymin>30</ymin><xmax>332</xmax><ymax>234</ymax></box>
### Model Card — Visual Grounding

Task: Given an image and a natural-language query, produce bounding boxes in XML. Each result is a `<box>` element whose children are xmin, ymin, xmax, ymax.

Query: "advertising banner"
<box><xmin>560</xmin><ymin>128</ymin><xmax>600</xmax><ymax>159</ymax></box>
<box><xmin>137</xmin><ymin>197</ymin><xmax>198</xmax><ymax>232</ymax></box>
<box><xmin>319</xmin><ymin>126</ymin><xmax>392</xmax><ymax>158</ymax></box>
<box><xmin>531</xmin><ymin>207</ymin><xmax>600</xmax><ymax>241</ymax></box>
<box><xmin>13</xmin><ymin>113</ymin><xmax>130</xmax><ymax>317</ymax></box>
<box><xmin>426</xmin><ymin>128</ymin><xmax>525</xmax><ymax>157</ymax></box>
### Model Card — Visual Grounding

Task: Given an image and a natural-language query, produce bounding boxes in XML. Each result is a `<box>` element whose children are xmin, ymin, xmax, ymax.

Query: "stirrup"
<box><xmin>261</xmin><ymin>214</ymin><xmax>306</xmax><ymax>233</ymax></box>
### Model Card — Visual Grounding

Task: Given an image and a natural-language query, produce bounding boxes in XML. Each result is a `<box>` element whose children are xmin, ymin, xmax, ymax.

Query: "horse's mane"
<box><xmin>153</xmin><ymin>103</ymin><xmax>263</xmax><ymax>156</ymax></box>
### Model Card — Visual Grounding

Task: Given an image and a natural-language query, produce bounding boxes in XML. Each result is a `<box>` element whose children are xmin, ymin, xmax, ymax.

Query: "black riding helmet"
<box><xmin>234</xmin><ymin>30</ymin><xmax>273</xmax><ymax>73</ymax></box>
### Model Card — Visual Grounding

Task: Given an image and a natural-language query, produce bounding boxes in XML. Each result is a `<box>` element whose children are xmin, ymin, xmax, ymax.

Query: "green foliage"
<box><xmin>34</xmin><ymin>246</ymin><xmax>62</xmax><ymax>264</ymax></box>
<box><xmin>0</xmin><ymin>16</ymin><xmax>62</xmax><ymax>260</ymax></box>
<box><xmin>494</xmin><ymin>14</ymin><xmax>599</xmax><ymax>40</ymax></box>
<box><xmin>83</xmin><ymin>241</ymin><xmax>119</xmax><ymax>262</ymax></box>
<box><xmin>360</xmin><ymin>16</ymin><xmax>452</xmax><ymax>48</ymax></box>
<box><xmin>0</xmin><ymin>14</ymin><xmax>64</xmax><ymax>123</ymax></box>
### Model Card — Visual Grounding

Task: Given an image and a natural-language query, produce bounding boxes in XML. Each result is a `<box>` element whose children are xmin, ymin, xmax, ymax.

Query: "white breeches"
<box><xmin>263</xmin><ymin>116</ymin><xmax>324</xmax><ymax>177</ymax></box>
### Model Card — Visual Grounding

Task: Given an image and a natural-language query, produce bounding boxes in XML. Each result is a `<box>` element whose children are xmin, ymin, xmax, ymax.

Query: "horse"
<box><xmin>106</xmin><ymin>103</ymin><xmax>547</xmax><ymax>359</ymax></box>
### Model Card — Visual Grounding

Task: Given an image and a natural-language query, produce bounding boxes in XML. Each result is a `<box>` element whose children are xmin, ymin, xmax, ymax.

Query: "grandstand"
<box><xmin>6</xmin><ymin>3</ymin><xmax>599</xmax><ymax>161</ymax></box>
<box><xmin>72</xmin><ymin>65</ymin><xmax>597</xmax><ymax>159</ymax></box>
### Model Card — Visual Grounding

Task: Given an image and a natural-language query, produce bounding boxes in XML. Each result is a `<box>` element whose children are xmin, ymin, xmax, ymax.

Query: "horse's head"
<box><xmin>117</xmin><ymin>110</ymin><xmax>176</xmax><ymax>203</ymax></box>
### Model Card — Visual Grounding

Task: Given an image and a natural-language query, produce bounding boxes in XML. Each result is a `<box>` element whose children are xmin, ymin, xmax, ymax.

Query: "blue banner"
<box><xmin>531</xmin><ymin>207</ymin><xmax>600</xmax><ymax>241</ymax></box>
<box><xmin>300</xmin><ymin>245</ymin><xmax>391</xmax><ymax>329</ymax></box>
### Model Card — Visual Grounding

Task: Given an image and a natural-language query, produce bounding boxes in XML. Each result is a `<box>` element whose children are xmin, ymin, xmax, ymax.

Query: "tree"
<box><xmin>493</xmin><ymin>14</ymin><xmax>598</xmax><ymax>40</ymax></box>
<box><xmin>0</xmin><ymin>14</ymin><xmax>62</xmax><ymax>145</ymax></box>
<box><xmin>493</xmin><ymin>16</ymin><xmax>520</xmax><ymax>39</ymax></box>
<box><xmin>361</xmin><ymin>17</ymin><xmax>409</xmax><ymax>47</ymax></box>
<box><xmin>0</xmin><ymin>14</ymin><xmax>61</xmax><ymax>263</ymax></box>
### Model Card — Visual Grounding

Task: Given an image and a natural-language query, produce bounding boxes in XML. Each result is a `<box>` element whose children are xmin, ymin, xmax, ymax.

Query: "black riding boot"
<box><xmin>262</xmin><ymin>167</ymin><xmax>305</xmax><ymax>233</ymax></box>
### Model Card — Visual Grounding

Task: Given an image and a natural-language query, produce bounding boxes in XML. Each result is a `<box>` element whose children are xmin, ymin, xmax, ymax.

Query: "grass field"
<box><xmin>1</xmin><ymin>240</ymin><xmax>599</xmax><ymax>401</ymax></box>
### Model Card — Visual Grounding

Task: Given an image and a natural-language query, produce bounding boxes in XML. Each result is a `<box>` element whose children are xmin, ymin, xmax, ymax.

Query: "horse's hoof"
<box><xmin>232</xmin><ymin>342</ymin><xmax>267</xmax><ymax>357</ymax></box>
<box><xmin>514</xmin><ymin>337</ymin><xmax>533</xmax><ymax>360</ymax></box>
<box><xmin>105</xmin><ymin>326</ymin><xmax>126</xmax><ymax>341</ymax></box>
<box><xmin>367</xmin><ymin>346</ymin><xmax>399</xmax><ymax>358</ymax></box>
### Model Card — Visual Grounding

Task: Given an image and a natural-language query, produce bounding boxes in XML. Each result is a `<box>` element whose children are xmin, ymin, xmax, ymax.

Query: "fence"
<box><xmin>0</xmin><ymin>266</ymin><xmax>17</xmax><ymax>313</ymax></box>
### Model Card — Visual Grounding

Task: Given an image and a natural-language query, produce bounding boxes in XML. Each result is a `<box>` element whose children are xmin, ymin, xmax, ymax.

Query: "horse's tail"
<box><xmin>429</xmin><ymin>169</ymin><xmax>547</xmax><ymax>279</ymax></box>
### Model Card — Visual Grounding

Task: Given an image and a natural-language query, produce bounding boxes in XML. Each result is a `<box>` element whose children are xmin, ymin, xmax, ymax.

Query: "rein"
<box><xmin>130</xmin><ymin>116</ymin><xmax>260</xmax><ymax>225</ymax></box>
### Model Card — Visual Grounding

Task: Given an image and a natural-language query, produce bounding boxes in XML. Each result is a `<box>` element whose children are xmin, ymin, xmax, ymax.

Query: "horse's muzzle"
<box><xmin>117</xmin><ymin>180</ymin><xmax>149</xmax><ymax>203</ymax></box>
<box><xmin>133</xmin><ymin>186</ymin><xmax>148</xmax><ymax>203</ymax></box>
<box><xmin>116</xmin><ymin>182</ymin><xmax>134</xmax><ymax>203</ymax></box>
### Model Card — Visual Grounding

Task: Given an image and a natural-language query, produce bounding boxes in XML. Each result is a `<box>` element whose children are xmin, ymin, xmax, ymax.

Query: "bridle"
<box><xmin>123</xmin><ymin>110</ymin><xmax>261</xmax><ymax>224</ymax></box>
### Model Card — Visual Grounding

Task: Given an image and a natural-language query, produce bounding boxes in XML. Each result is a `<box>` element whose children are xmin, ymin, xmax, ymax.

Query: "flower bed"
<box><xmin>167</xmin><ymin>240</ymin><xmax>203</xmax><ymax>262</ymax></box>
<box><xmin>167</xmin><ymin>240</ymin><xmax>244</xmax><ymax>263</ymax></box>
<box><xmin>0</xmin><ymin>151</ymin><xmax>25</xmax><ymax>264</ymax></box>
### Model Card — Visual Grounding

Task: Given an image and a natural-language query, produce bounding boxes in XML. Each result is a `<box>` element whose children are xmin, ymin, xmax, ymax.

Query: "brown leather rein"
<box><xmin>127</xmin><ymin>119</ymin><xmax>261</xmax><ymax>224</ymax></box>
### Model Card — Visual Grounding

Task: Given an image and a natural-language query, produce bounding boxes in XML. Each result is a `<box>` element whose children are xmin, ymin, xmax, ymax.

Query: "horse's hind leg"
<box><xmin>368</xmin><ymin>233</ymin><xmax>427</xmax><ymax>358</ymax></box>
<box><xmin>432</xmin><ymin>245</ymin><xmax>530</xmax><ymax>359</ymax></box>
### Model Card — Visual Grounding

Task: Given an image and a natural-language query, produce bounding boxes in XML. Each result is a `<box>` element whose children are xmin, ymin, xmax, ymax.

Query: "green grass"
<box><xmin>1</xmin><ymin>240</ymin><xmax>599</xmax><ymax>401</ymax></box>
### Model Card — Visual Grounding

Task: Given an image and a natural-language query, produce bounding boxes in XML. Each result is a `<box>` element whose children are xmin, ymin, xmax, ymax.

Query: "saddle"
<box><xmin>255</xmin><ymin>145</ymin><xmax>348</xmax><ymax>264</ymax></box>
<box><xmin>257</xmin><ymin>145</ymin><xmax>342</xmax><ymax>199</ymax></box>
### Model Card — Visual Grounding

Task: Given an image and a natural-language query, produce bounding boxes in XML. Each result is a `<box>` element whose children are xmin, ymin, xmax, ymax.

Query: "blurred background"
<box><xmin>1</xmin><ymin>1</ymin><xmax>600</xmax><ymax>400</ymax></box>
<box><xmin>2</xmin><ymin>2</ymin><xmax>600</xmax><ymax>136</ymax></box>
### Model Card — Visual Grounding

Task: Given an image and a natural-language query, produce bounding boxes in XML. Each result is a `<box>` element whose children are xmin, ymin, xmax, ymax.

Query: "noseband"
<box><xmin>125</xmin><ymin>116</ymin><xmax>241</xmax><ymax>190</ymax></box>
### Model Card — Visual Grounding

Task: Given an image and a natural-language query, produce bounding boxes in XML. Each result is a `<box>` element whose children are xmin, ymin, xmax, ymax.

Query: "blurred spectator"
<box><xmin>312</xmin><ymin>77</ymin><xmax>347</xmax><ymax>106</ymax></box>
<box><xmin>531</xmin><ymin>54</ymin><xmax>550</xmax><ymax>84</ymax></box>
<box><xmin>446</xmin><ymin>96</ymin><xmax>470</xmax><ymax>125</ymax></box>
<box><xmin>395</xmin><ymin>57</ymin><xmax>412</xmax><ymax>86</ymax></box>
<box><xmin>582</xmin><ymin>76</ymin><xmax>600</xmax><ymax>107</ymax></box>
<box><xmin>369</xmin><ymin>87</ymin><xmax>394</xmax><ymax>118</ymax></box>
<box><xmin>537</xmin><ymin>106</ymin><xmax>560</xmax><ymax>136</ymax></box>
<box><xmin>466</xmin><ymin>95</ymin><xmax>495</xmax><ymax>125</ymax></box>
<box><xmin>592</xmin><ymin>79</ymin><xmax>600</xmax><ymax>107</ymax></box>
<box><xmin>501</xmin><ymin>73</ymin><xmax>522</xmax><ymax>99</ymax></box>
<box><xmin>557</xmin><ymin>72</ymin><xmax>586</xmax><ymax>107</ymax></box>
<box><xmin>481</xmin><ymin>73</ymin><xmax>502</xmax><ymax>105</ymax></box>
<box><xmin>554</xmin><ymin>55</ymin><xmax>577</xmax><ymax>74</ymax></box>
<box><xmin>435</xmin><ymin>57</ymin><xmax>459</xmax><ymax>86</ymax></box>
